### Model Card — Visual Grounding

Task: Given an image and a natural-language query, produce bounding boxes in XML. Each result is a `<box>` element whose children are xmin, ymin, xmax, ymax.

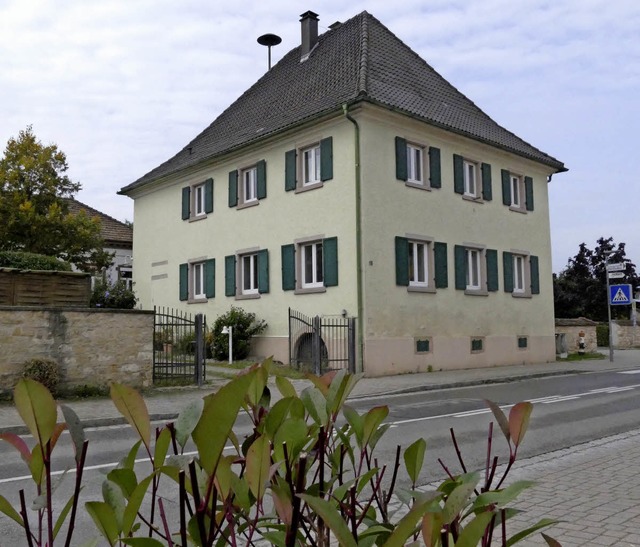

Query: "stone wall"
<box><xmin>555</xmin><ymin>318</ymin><xmax>598</xmax><ymax>354</ymax></box>
<box><xmin>612</xmin><ymin>321</ymin><xmax>640</xmax><ymax>348</ymax></box>
<box><xmin>0</xmin><ymin>307</ymin><xmax>153</xmax><ymax>394</ymax></box>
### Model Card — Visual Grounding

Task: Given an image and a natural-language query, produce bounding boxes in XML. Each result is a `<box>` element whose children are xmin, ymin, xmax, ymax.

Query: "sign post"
<box><xmin>604</xmin><ymin>255</ymin><xmax>615</xmax><ymax>362</ymax></box>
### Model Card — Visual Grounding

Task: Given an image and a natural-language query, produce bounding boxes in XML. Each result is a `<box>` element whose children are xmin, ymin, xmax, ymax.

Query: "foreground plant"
<box><xmin>0</xmin><ymin>361</ymin><xmax>562</xmax><ymax>546</ymax></box>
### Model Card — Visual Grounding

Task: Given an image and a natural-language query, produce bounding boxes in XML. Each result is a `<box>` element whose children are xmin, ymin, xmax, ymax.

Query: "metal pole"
<box><xmin>195</xmin><ymin>314</ymin><xmax>204</xmax><ymax>386</ymax></box>
<box><xmin>605</xmin><ymin>252</ymin><xmax>613</xmax><ymax>362</ymax></box>
<box><xmin>228</xmin><ymin>326</ymin><xmax>233</xmax><ymax>365</ymax></box>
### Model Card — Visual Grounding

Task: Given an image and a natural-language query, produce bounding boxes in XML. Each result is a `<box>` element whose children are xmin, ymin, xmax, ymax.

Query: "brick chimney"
<box><xmin>300</xmin><ymin>11</ymin><xmax>319</xmax><ymax>59</ymax></box>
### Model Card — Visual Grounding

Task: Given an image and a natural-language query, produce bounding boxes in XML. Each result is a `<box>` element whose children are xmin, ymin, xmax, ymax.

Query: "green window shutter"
<box><xmin>503</xmin><ymin>252</ymin><xmax>514</xmax><ymax>293</ymax></box>
<box><xmin>530</xmin><ymin>255</ymin><xmax>540</xmax><ymax>294</ymax></box>
<box><xmin>228</xmin><ymin>170</ymin><xmax>238</xmax><ymax>207</ymax></box>
<box><xmin>225</xmin><ymin>255</ymin><xmax>236</xmax><ymax>296</ymax></box>
<box><xmin>181</xmin><ymin>187</ymin><xmax>190</xmax><ymax>220</ymax></box>
<box><xmin>481</xmin><ymin>163</ymin><xmax>492</xmax><ymax>201</ymax></box>
<box><xmin>395</xmin><ymin>236</ymin><xmax>409</xmax><ymax>286</ymax></box>
<box><xmin>320</xmin><ymin>137</ymin><xmax>333</xmax><ymax>181</ymax></box>
<box><xmin>453</xmin><ymin>154</ymin><xmax>464</xmax><ymax>194</ymax></box>
<box><xmin>429</xmin><ymin>147</ymin><xmax>441</xmax><ymax>188</ymax></box>
<box><xmin>285</xmin><ymin>149</ymin><xmax>297</xmax><ymax>191</ymax></box>
<box><xmin>395</xmin><ymin>136</ymin><xmax>407</xmax><ymax>181</ymax></box>
<box><xmin>454</xmin><ymin>245</ymin><xmax>466</xmax><ymax>290</ymax></box>
<box><xmin>281</xmin><ymin>244</ymin><xmax>296</xmax><ymax>290</ymax></box>
<box><xmin>257</xmin><ymin>160</ymin><xmax>267</xmax><ymax>199</ymax></box>
<box><xmin>204</xmin><ymin>178</ymin><xmax>214</xmax><ymax>214</ymax></box>
<box><xmin>501</xmin><ymin>169</ymin><xmax>511</xmax><ymax>206</ymax></box>
<box><xmin>434</xmin><ymin>241</ymin><xmax>448</xmax><ymax>288</ymax></box>
<box><xmin>486</xmin><ymin>249</ymin><xmax>498</xmax><ymax>292</ymax></box>
<box><xmin>323</xmin><ymin>237</ymin><xmax>338</xmax><ymax>287</ymax></box>
<box><xmin>179</xmin><ymin>263</ymin><xmax>189</xmax><ymax>301</ymax></box>
<box><xmin>525</xmin><ymin>176</ymin><xmax>534</xmax><ymax>211</ymax></box>
<box><xmin>258</xmin><ymin>249</ymin><xmax>269</xmax><ymax>294</ymax></box>
<box><xmin>204</xmin><ymin>258</ymin><xmax>215</xmax><ymax>298</ymax></box>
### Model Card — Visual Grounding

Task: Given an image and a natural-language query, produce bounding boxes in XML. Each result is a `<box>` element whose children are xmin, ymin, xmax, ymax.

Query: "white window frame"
<box><xmin>241</xmin><ymin>253</ymin><xmax>259</xmax><ymax>295</ymax></box>
<box><xmin>513</xmin><ymin>254</ymin><xmax>526</xmax><ymax>293</ymax></box>
<box><xmin>241</xmin><ymin>166</ymin><xmax>258</xmax><ymax>204</ymax></box>
<box><xmin>406</xmin><ymin>143</ymin><xmax>425</xmax><ymax>185</ymax></box>
<box><xmin>192</xmin><ymin>262</ymin><xmax>205</xmax><ymax>299</ymax></box>
<box><xmin>193</xmin><ymin>183</ymin><xmax>206</xmax><ymax>217</ymax></box>
<box><xmin>510</xmin><ymin>174</ymin><xmax>523</xmax><ymax>209</ymax></box>
<box><xmin>466</xmin><ymin>248</ymin><xmax>481</xmax><ymax>291</ymax></box>
<box><xmin>302</xmin><ymin>144</ymin><xmax>321</xmax><ymax>186</ymax></box>
<box><xmin>464</xmin><ymin>159</ymin><xmax>479</xmax><ymax>198</ymax></box>
<box><xmin>409</xmin><ymin>240</ymin><xmax>430</xmax><ymax>287</ymax></box>
<box><xmin>300</xmin><ymin>240</ymin><xmax>324</xmax><ymax>289</ymax></box>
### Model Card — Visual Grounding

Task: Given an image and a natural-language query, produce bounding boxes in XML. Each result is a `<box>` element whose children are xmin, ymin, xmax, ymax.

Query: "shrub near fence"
<box><xmin>0</xmin><ymin>268</ymin><xmax>91</xmax><ymax>307</ymax></box>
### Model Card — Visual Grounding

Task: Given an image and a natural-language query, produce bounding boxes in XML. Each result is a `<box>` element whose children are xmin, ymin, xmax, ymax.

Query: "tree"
<box><xmin>554</xmin><ymin>237</ymin><xmax>639</xmax><ymax>320</ymax></box>
<box><xmin>0</xmin><ymin>126</ymin><xmax>111</xmax><ymax>271</ymax></box>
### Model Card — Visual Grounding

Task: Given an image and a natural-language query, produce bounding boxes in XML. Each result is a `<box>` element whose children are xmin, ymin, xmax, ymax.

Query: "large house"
<box><xmin>119</xmin><ymin>10</ymin><xmax>566</xmax><ymax>375</ymax></box>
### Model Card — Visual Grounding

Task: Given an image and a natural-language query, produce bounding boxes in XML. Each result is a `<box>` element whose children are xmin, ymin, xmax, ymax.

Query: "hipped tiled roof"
<box><xmin>66</xmin><ymin>199</ymin><xmax>133</xmax><ymax>247</ymax></box>
<box><xmin>120</xmin><ymin>11</ymin><xmax>565</xmax><ymax>194</ymax></box>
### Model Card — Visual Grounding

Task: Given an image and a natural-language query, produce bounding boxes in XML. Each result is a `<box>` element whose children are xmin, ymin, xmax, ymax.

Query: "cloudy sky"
<box><xmin>1</xmin><ymin>0</ymin><xmax>638</xmax><ymax>272</ymax></box>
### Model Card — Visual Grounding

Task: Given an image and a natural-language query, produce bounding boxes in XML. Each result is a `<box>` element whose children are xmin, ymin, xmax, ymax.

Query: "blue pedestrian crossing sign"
<box><xmin>610</xmin><ymin>284</ymin><xmax>632</xmax><ymax>305</ymax></box>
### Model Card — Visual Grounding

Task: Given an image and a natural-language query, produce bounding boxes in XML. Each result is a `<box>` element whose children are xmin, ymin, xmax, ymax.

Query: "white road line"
<box><xmin>618</xmin><ymin>370</ymin><xmax>640</xmax><ymax>374</ymax></box>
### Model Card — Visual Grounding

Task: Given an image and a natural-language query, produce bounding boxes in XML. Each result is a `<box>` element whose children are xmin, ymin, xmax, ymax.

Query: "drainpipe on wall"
<box><xmin>342</xmin><ymin>103</ymin><xmax>364</xmax><ymax>373</ymax></box>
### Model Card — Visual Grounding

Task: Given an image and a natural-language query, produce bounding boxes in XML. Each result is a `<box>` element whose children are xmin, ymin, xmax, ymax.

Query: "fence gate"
<box><xmin>289</xmin><ymin>308</ymin><xmax>356</xmax><ymax>374</ymax></box>
<box><xmin>153</xmin><ymin>306</ymin><xmax>206</xmax><ymax>385</ymax></box>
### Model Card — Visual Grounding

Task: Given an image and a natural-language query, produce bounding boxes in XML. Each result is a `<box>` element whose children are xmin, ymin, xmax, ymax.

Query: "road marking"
<box><xmin>0</xmin><ymin>446</ymin><xmax>234</xmax><ymax>484</ymax></box>
<box><xmin>618</xmin><ymin>370</ymin><xmax>640</xmax><ymax>374</ymax></box>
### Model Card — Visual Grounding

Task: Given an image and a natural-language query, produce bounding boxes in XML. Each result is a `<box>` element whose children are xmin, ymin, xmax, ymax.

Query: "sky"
<box><xmin>1</xmin><ymin>0</ymin><xmax>638</xmax><ymax>273</ymax></box>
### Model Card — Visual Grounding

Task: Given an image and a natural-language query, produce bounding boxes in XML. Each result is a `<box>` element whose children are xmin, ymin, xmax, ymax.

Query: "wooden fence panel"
<box><xmin>0</xmin><ymin>269</ymin><xmax>91</xmax><ymax>307</ymax></box>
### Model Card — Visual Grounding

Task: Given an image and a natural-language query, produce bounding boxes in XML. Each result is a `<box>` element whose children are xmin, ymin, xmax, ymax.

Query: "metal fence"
<box><xmin>153</xmin><ymin>306</ymin><xmax>206</xmax><ymax>384</ymax></box>
<box><xmin>288</xmin><ymin>308</ymin><xmax>356</xmax><ymax>374</ymax></box>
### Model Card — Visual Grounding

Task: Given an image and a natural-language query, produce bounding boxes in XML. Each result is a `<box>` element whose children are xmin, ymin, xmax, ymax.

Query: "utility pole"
<box><xmin>604</xmin><ymin>250</ymin><xmax>613</xmax><ymax>362</ymax></box>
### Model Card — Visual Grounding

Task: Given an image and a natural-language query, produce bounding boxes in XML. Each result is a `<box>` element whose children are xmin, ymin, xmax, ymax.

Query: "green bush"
<box><xmin>21</xmin><ymin>358</ymin><xmax>61</xmax><ymax>395</ymax></box>
<box><xmin>0</xmin><ymin>250</ymin><xmax>72</xmax><ymax>271</ymax></box>
<box><xmin>90</xmin><ymin>279</ymin><xmax>137</xmax><ymax>309</ymax></box>
<box><xmin>211</xmin><ymin>306</ymin><xmax>267</xmax><ymax>360</ymax></box>
<box><xmin>597</xmin><ymin>323</ymin><xmax>609</xmax><ymax>346</ymax></box>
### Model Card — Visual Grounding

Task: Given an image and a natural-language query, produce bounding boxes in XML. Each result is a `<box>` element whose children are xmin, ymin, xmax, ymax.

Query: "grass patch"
<box><xmin>557</xmin><ymin>351</ymin><xmax>606</xmax><ymax>361</ymax></box>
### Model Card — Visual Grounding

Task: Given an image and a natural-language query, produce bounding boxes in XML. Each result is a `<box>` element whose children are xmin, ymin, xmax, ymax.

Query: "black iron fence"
<box><xmin>288</xmin><ymin>308</ymin><xmax>356</xmax><ymax>374</ymax></box>
<box><xmin>153</xmin><ymin>306</ymin><xmax>206</xmax><ymax>384</ymax></box>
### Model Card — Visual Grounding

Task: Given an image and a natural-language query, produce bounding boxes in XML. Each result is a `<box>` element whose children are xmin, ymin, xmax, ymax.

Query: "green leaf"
<box><xmin>192</xmin><ymin>370</ymin><xmax>255</xmax><ymax>475</ymax></box>
<box><xmin>102</xmin><ymin>479</ymin><xmax>125</xmax><ymax>531</ymax></box>
<box><xmin>246</xmin><ymin>434</ymin><xmax>271</xmax><ymax>501</ymax></box>
<box><xmin>107</xmin><ymin>468</ymin><xmax>138</xmax><ymax>499</ymax></box>
<box><xmin>509</xmin><ymin>402</ymin><xmax>533</xmax><ymax>448</ymax></box>
<box><xmin>356</xmin><ymin>468</ymin><xmax>379</xmax><ymax>495</ymax></box>
<box><xmin>300</xmin><ymin>386</ymin><xmax>328</xmax><ymax>425</ymax></box>
<box><xmin>383</xmin><ymin>492</ymin><xmax>441</xmax><ymax>546</ymax></box>
<box><xmin>271</xmin><ymin>479</ymin><xmax>293</xmax><ymax>525</ymax></box>
<box><xmin>275</xmin><ymin>375</ymin><xmax>297</xmax><ymax>398</ymax></box>
<box><xmin>230</xmin><ymin>474</ymin><xmax>251</xmax><ymax>511</ymax></box>
<box><xmin>273</xmin><ymin>417</ymin><xmax>308</xmax><ymax>464</ymax></box>
<box><xmin>421</xmin><ymin>511</ymin><xmax>443</xmax><ymax>547</ymax></box>
<box><xmin>29</xmin><ymin>442</ymin><xmax>44</xmax><ymax>485</ymax></box>
<box><xmin>541</xmin><ymin>532</ymin><xmax>563</xmax><ymax>546</ymax></box>
<box><xmin>120</xmin><ymin>440</ymin><xmax>141</xmax><ymax>470</ymax></box>
<box><xmin>455</xmin><ymin>511</ymin><xmax>494</xmax><ymax>547</ymax></box>
<box><xmin>77</xmin><ymin>539</ymin><xmax>100</xmax><ymax>547</ymax></box>
<box><xmin>246</xmin><ymin>365</ymin><xmax>269</xmax><ymax>406</ymax></box>
<box><xmin>404</xmin><ymin>438</ymin><xmax>427</xmax><ymax>486</ymax></box>
<box><xmin>473</xmin><ymin>480</ymin><xmax>536</xmax><ymax>509</ymax></box>
<box><xmin>110</xmin><ymin>383</ymin><xmax>151</xmax><ymax>452</ymax></box>
<box><xmin>85</xmin><ymin>501</ymin><xmax>119</xmax><ymax>546</ymax></box>
<box><xmin>265</xmin><ymin>397</ymin><xmax>297</xmax><ymax>439</ymax></box>
<box><xmin>14</xmin><ymin>378</ymin><xmax>57</xmax><ymax>449</ymax></box>
<box><xmin>0</xmin><ymin>432</ymin><xmax>32</xmax><ymax>463</ymax></box>
<box><xmin>153</xmin><ymin>427</ymin><xmax>171</xmax><ymax>470</ymax></box>
<box><xmin>61</xmin><ymin>404</ymin><xmax>86</xmax><ymax>464</ymax></box>
<box><xmin>298</xmin><ymin>494</ymin><xmax>357</xmax><ymax>547</ymax></box>
<box><xmin>305</xmin><ymin>370</ymin><xmax>336</xmax><ymax>396</ymax></box>
<box><xmin>122</xmin><ymin>474</ymin><xmax>155</xmax><ymax>536</ymax></box>
<box><xmin>362</xmin><ymin>406</ymin><xmax>389</xmax><ymax>448</ymax></box>
<box><xmin>343</xmin><ymin>404</ymin><xmax>364</xmax><ymax>448</ymax></box>
<box><xmin>506</xmin><ymin>518</ymin><xmax>558</xmax><ymax>546</ymax></box>
<box><xmin>174</xmin><ymin>397</ymin><xmax>204</xmax><ymax>449</ymax></box>
<box><xmin>485</xmin><ymin>399</ymin><xmax>510</xmax><ymax>444</ymax></box>
<box><xmin>442</xmin><ymin>473</ymin><xmax>479</xmax><ymax>524</ymax></box>
<box><xmin>327</xmin><ymin>371</ymin><xmax>363</xmax><ymax>415</ymax></box>
<box><xmin>0</xmin><ymin>494</ymin><xmax>23</xmax><ymax>526</ymax></box>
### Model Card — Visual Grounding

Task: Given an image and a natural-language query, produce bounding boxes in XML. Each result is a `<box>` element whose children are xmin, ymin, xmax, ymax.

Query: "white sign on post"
<box><xmin>608</xmin><ymin>271</ymin><xmax>625</xmax><ymax>279</ymax></box>
<box><xmin>607</xmin><ymin>263</ymin><xmax>625</xmax><ymax>272</ymax></box>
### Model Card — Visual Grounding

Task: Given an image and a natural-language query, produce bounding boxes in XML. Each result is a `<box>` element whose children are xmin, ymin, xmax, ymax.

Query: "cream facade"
<box><xmin>122</xmin><ymin>10</ymin><xmax>565</xmax><ymax>376</ymax></box>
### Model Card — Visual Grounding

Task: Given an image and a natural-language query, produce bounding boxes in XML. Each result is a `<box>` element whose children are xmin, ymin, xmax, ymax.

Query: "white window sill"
<box><xmin>188</xmin><ymin>214</ymin><xmax>208</xmax><ymax>223</ymax></box>
<box><xmin>295</xmin><ymin>286</ymin><xmax>326</xmax><ymax>295</ymax></box>
<box><xmin>408</xmin><ymin>285</ymin><xmax>436</xmax><ymax>294</ymax></box>
<box><xmin>295</xmin><ymin>181</ymin><xmax>323</xmax><ymax>194</ymax></box>
<box><xmin>509</xmin><ymin>205</ymin><xmax>527</xmax><ymax>214</ymax></box>
<box><xmin>188</xmin><ymin>297</ymin><xmax>208</xmax><ymax>304</ymax></box>
<box><xmin>512</xmin><ymin>291</ymin><xmax>532</xmax><ymax>299</ymax></box>
<box><xmin>237</xmin><ymin>200</ymin><xmax>259</xmax><ymax>210</ymax></box>
<box><xmin>464</xmin><ymin>288</ymin><xmax>488</xmax><ymax>296</ymax></box>
<box><xmin>405</xmin><ymin>181</ymin><xmax>430</xmax><ymax>191</ymax></box>
<box><xmin>236</xmin><ymin>293</ymin><xmax>260</xmax><ymax>300</ymax></box>
<box><xmin>462</xmin><ymin>194</ymin><xmax>483</xmax><ymax>204</ymax></box>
